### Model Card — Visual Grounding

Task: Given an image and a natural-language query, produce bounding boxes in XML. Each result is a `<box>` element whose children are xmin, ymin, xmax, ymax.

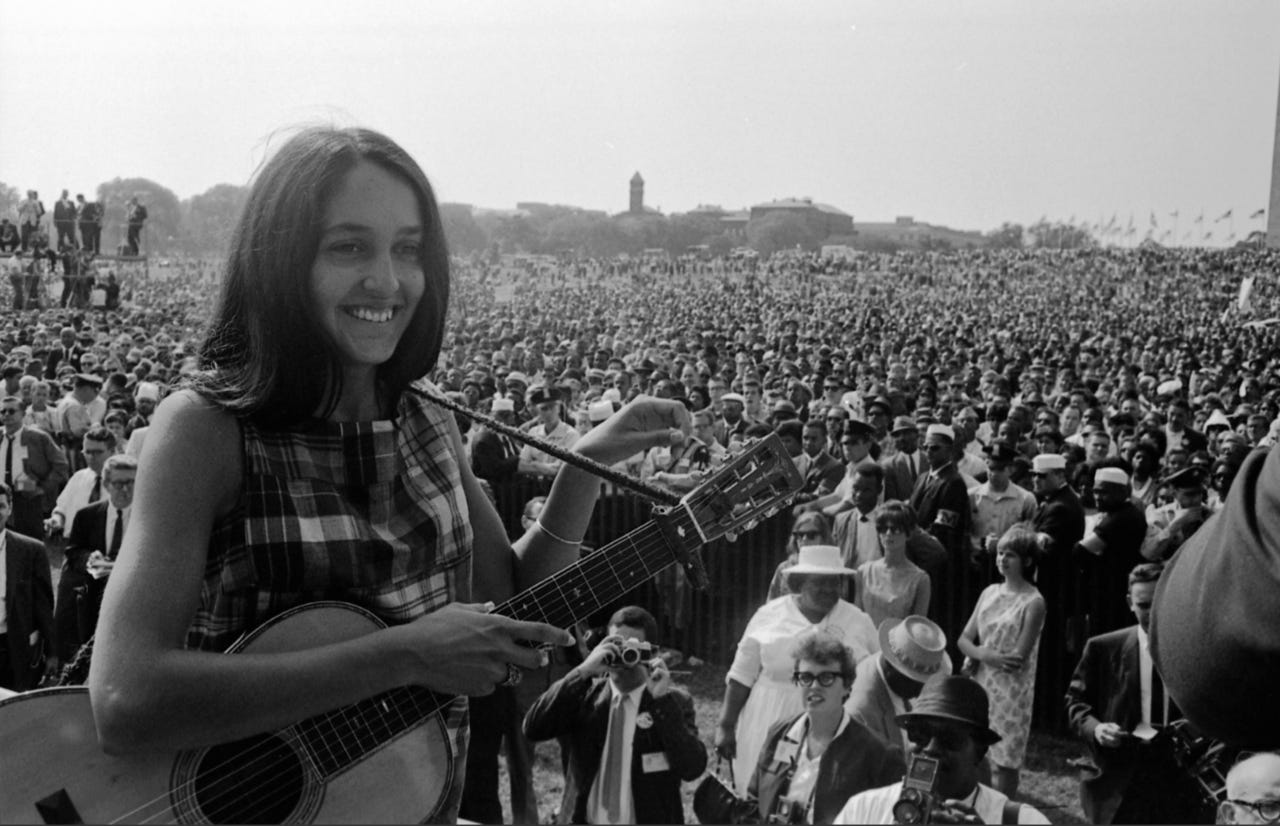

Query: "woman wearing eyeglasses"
<box><xmin>767</xmin><ymin>511</ymin><xmax>834</xmax><ymax>601</ymax></box>
<box><xmin>748</xmin><ymin>631</ymin><xmax>904</xmax><ymax>825</ymax></box>
<box><xmin>852</xmin><ymin>500</ymin><xmax>931</xmax><ymax>627</ymax></box>
<box><xmin>716</xmin><ymin>545</ymin><xmax>878</xmax><ymax>796</ymax></box>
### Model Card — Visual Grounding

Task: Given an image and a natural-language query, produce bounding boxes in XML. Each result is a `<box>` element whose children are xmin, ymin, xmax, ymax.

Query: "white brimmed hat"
<box><xmin>588</xmin><ymin>400</ymin><xmax>615</xmax><ymax>423</ymax></box>
<box><xmin>879</xmin><ymin>616</ymin><xmax>952</xmax><ymax>684</ymax></box>
<box><xmin>925</xmin><ymin>423</ymin><xmax>955</xmax><ymax>443</ymax></box>
<box><xmin>490</xmin><ymin>397</ymin><xmax>515</xmax><ymax>414</ymax></box>
<box><xmin>783</xmin><ymin>545</ymin><xmax>855</xmax><ymax>577</ymax></box>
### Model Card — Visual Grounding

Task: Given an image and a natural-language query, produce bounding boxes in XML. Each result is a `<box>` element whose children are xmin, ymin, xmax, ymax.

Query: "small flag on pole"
<box><xmin>1149</xmin><ymin>211</ymin><xmax>1157</xmax><ymax>228</ymax></box>
<box><xmin>1239</xmin><ymin>275</ymin><xmax>1256</xmax><ymax>312</ymax></box>
<box><xmin>1194</xmin><ymin>212</ymin><xmax>1204</xmax><ymax>224</ymax></box>
<box><xmin>1217</xmin><ymin>209</ymin><xmax>1233</xmax><ymax>222</ymax></box>
<box><xmin>1251</xmin><ymin>208</ymin><xmax>1266</xmax><ymax>219</ymax></box>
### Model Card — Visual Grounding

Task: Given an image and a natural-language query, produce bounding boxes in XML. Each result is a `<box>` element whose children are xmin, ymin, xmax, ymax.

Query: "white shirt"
<box><xmin>833</xmin><ymin>781</ymin><xmax>1050</xmax><ymax>824</ymax></box>
<box><xmin>0</xmin><ymin>429</ymin><xmax>29</xmax><ymax>488</ymax></box>
<box><xmin>518</xmin><ymin>420</ymin><xmax>580</xmax><ymax>472</ymax></box>
<box><xmin>53</xmin><ymin>468</ymin><xmax>103</xmax><ymax>538</ymax></box>
<box><xmin>587</xmin><ymin>682</ymin><xmax>645</xmax><ymax>825</ymax></box>
<box><xmin>837</xmin><ymin>508</ymin><xmax>882</xmax><ymax>569</ymax></box>
<box><xmin>1137</xmin><ymin>626</ymin><xmax>1168</xmax><ymax>727</ymax></box>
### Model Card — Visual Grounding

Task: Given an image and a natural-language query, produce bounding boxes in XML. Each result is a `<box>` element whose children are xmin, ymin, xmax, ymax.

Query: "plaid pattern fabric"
<box><xmin>185</xmin><ymin>379</ymin><xmax>473</xmax><ymax>808</ymax></box>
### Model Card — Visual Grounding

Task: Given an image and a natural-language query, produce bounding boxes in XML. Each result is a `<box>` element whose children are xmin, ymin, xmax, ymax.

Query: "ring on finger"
<box><xmin>500</xmin><ymin>662</ymin><xmax>523</xmax><ymax>688</ymax></box>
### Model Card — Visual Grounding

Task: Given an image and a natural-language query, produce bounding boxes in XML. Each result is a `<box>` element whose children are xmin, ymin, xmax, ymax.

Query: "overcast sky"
<box><xmin>2</xmin><ymin>0</ymin><xmax>1278</xmax><ymax>243</ymax></box>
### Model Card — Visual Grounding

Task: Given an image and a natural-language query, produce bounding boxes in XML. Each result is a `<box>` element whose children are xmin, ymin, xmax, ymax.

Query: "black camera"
<box><xmin>601</xmin><ymin>636</ymin><xmax>655</xmax><ymax>668</ymax></box>
<box><xmin>892</xmin><ymin>753</ymin><xmax>940</xmax><ymax>824</ymax></box>
<box><xmin>767</xmin><ymin>797</ymin><xmax>806</xmax><ymax>824</ymax></box>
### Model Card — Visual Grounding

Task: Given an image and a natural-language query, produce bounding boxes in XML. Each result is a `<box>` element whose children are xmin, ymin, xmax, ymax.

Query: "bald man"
<box><xmin>1219</xmin><ymin>752</ymin><xmax>1280</xmax><ymax>824</ymax></box>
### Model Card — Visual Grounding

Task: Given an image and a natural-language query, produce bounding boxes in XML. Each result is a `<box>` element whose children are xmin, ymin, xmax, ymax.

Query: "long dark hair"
<box><xmin>190</xmin><ymin>126</ymin><xmax>450</xmax><ymax>427</ymax></box>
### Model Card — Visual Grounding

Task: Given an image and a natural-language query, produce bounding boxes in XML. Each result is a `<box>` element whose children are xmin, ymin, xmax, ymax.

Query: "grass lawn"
<box><xmin>500</xmin><ymin>660</ymin><xmax>1087</xmax><ymax>824</ymax></box>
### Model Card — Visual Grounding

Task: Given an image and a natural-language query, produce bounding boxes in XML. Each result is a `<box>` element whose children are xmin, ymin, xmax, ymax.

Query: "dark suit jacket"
<box><xmin>846</xmin><ymin>654</ymin><xmax>904</xmax><ymax>751</ymax></box>
<box><xmin>12</xmin><ymin>426</ymin><xmax>69</xmax><ymax>504</ymax></box>
<box><xmin>909</xmin><ymin>463</ymin><xmax>971</xmax><ymax>558</ymax></box>
<box><xmin>881</xmin><ymin>450</ymin><xmax>924</xmax><ymax>503</ymax></box>
<box><xmin>67</xmin><ymin>500</ymin><xmax>117</xmax><ymax>642</ymax></box>
<box><xmin>470</xmin><ymin>427</ymin><xmax>520</xmax><ymax>484</ymax></box>
<box><xmin>3</xmin><ymin>530</ymin><xmax>54</xmax><ymax>690</ymax></box>
<box><xmin>801</xmin><ymin>451</ymin><xmax>845</xmax><ymax>496</ymax></box>
<box><xmin>749</xmin><ymin>710</ymin><xmax>905</xmax><ymax>825</ymax></box>
<box><xmin>1066</xmin><ymin>626</ymin><xmax>1149</xmax><ymax>824</ymax></box>
<box><xmin>1033</xmin><ymin>483</ymin><xmax>1086</xmax><ymax>555</ymax></box>
<box><xmin>523</xmin><ymin>668</ymin><xmax>706</xmax><ymax>824</ymax></box>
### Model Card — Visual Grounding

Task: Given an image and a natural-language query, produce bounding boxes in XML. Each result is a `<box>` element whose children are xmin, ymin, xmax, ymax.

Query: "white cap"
<box><xmin>1095</xmin><ymin>467</ymin><xmax>1130</xmax><ymax>486</ymax></box>
<box><xmin>588</xmin><ymin>400</ymin><xmax>615</xmax><ymax>423</ymax></box>
<box><xmin>1031</xmin><ymin>454</ymin><xmax>1066</xmax><ymax>473</ymax></box>
<box><xmin>721</xmin><ymin>392</ymin><xmax>746</xmax><ymax>406</ymax></box>
<box><xmin>1156</xmin><ymin>378</ymin><xmax>1183</xmax><ymax>397</ymax></box>
<box><xmin>925</xmin><ymin>423</ymin><xmax>955</xmax><ymax>443</ymax></box>
<box><xmin>602</xmin><ymin>388</ymin><xmax>622</xmax><ymax>403</ymax></box>
<box><xmin>134</xmin><ymin>381</ymin><xmax>159</xmax><ymax>402</ymax></box>
<box><xmin>490</xmin><ymin>397</ymin><xmax>515</xmax><ymax>414</ymax></box>
<box><xmin>1205</xmin><ymin>409</ymin><xmax>1231</xmax><ymax>429</ymax></box>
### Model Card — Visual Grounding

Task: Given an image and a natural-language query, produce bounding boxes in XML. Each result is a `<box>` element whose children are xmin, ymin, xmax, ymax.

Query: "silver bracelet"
<box><xmin>535</xmin><ymin>519</ymin><xmax>579</xmax><ymax>546</ymax></box>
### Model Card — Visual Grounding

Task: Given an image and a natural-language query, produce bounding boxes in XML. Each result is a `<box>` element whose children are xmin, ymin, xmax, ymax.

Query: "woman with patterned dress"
<box><xmin>715</xmin><ymin>545</ymin><xmax>880</xmax><ymax>796</ymax></box>
<box><xmin>852</xmin><ymin>500</ymin><xmax>931</xmax><ymax>627</ymax></box>
<box><xmin>88</xmin><ymin>126</ymin><xmax>689</xmax><ymax>823</ymax></box>
<box><xmin>957</xmin><ymin>526</ymin><xmax>1047</xmax><ymax>799</ymax></box>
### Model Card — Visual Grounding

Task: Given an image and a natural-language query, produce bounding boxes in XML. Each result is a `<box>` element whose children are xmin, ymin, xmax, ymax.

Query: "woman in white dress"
<box><xmin>714</xmin><ymin>544</ymin><xmax>879</xmax><ymax>795</ymax></box>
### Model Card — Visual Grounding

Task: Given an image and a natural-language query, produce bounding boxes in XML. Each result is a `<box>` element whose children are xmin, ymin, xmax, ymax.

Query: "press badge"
<box><xmin>774</xmin><ymin>739</ymin><xmax>800</xmax><ymax>764</ymax></box>
<box><xmin>642</xmin><ymin>752</ymin><xmax>671</xmax><ymax>773</ymax></box>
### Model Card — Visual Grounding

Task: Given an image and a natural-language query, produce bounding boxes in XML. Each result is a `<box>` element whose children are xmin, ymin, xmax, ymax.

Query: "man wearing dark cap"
<box><xmin>910</xmin><ymin>424</ymin><xmax>973</xmax><ymax>656</ymax></box>
<box><xmin>1138</xmin><ymin>467</ymin><xmax>1209</xmax><ymax>562</ymax></box>
<box><xmin>55</xmin><ymin>373</ymin><xmax>105</xmax><ymax>469</ymax></box>
<box><xmin>517</xmin><ymin>385</ymin><xmax>579</xmax><ymax>479</ymax></box>
<box><xmin>835</xmin><ymin>676</ymin><xmax>1049</xmax><ymax>823</ymax></box>
<box><xmin>969</xmin><ymin>442</ymin><xmax>1037</xmax><ymax>563</ymax></box>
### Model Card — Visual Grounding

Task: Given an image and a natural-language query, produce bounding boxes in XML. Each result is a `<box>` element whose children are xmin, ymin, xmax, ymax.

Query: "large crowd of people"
<box><xmin>1</xmin><ymin>133</ymin><xmax>1279</xmax><ymax>823</ymax></box>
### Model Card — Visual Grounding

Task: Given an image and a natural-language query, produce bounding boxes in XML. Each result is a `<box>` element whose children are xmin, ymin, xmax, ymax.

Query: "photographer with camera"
<box><xmin>748</xmin><ymin>630</ymin><xmax>905</xmax><ymax>825</ymax></box>
<box><xmin>523</xmin><ymin>605</ymin><xmax>706</xmax><ymax>824</ymax></box>
<box><xmin>834</xmin><ymin>676</ymin><xmax>1048</xmax><ymax>824</ymax></box>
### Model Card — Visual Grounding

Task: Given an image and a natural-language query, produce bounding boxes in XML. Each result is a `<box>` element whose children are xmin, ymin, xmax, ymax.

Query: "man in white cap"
<box><xmin>128</xmin><ymin>381</ymin><xmax>160</xmax><ymax>433</ymax></box>
<box><xmin>714</xmin><ymin>391</ymin><xmax>749</xmax><ymax>447</ymax></box>
<box><xmin>846</xmin><ymin>615</ymin><xmax>952</xmax><ymax>752</ymax></box>
<box><xmin>1077</xmin><ymin>464</ymin><xmax>1147</xmax><ymax>635</ymax></box>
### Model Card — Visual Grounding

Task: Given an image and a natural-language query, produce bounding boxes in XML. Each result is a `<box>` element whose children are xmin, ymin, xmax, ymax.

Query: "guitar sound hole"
<box><xmin>192</xmin><ymin>734</ymin><xmax>304</xmax><ymax>824</ymax></box>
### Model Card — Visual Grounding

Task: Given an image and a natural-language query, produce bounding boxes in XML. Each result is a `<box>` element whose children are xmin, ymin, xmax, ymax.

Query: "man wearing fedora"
<box><xmin>518</xmin><ymin>385</ymin><xmax>580</xmax><ymax>480</ymax></box>
<box><xmin>835</xmin><ymin>676</ymin><xmax>1049</xmax><ymax>823</ymax></box>
<box><xmin>846</xmin><ymin>615</ymin><xmax>952</xmax><ymax>753</ymax></box>
<box><xmin>882</xmin><ymin>416</ymin><xmax>925</xmax><ymax>502</ymax></box>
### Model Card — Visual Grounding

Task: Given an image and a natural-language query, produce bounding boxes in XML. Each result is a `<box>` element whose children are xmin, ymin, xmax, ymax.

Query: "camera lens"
<box><xmin>620</xmin><ymin>646</ymin><xmax>642</xmax><ymax>666</ymax></box>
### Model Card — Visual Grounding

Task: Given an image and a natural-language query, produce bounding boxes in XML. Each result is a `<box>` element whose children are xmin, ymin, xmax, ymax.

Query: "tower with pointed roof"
<box><xmin>630</xmin><ymin>172</ymin><xmax>644</xmax><ymax>215</ymax></box>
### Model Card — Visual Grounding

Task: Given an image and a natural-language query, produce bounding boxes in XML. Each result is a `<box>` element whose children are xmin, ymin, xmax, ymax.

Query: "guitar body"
<box><xmin>0</xmin><ymin>603</ymin><xmax>456</xmax><ymax>824</ymax></box>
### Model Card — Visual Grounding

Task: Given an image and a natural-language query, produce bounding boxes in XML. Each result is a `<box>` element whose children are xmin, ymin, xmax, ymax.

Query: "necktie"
<box><xmin>89</xmin><ymin>474</ymin><xmax>101</xmax><ymax>503</ymax></box>
<box><xmin>109</xmin><ymin>508</ymin><xmax>123</xmax><ymax>559</ymax></box>
<box><xmin>602</xmin><ymin>693</ymin><xmax>629</xmax><ymax>821</ymax></box>
<box><xmin>1151</xmin><ymin>666</ymin><xmax>1166</xmax><ymax>726</ymax></box>
<box><xmin>3</xmin><ymin>436</ymin><xmax>12</xmax><ymax>487</ymax></box>
<box><xmin>908</xmin><ymin>453</ymin><xmax>916</xmax><ymax>478</ymax></box>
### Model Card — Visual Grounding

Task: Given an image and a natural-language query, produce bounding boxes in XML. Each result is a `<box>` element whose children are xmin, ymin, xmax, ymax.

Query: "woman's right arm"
<box><xmin>90</xmin><ymin>392</ymin><xmax>559</xmax><ymax>754</ymax></box>
<box><xmin>714</xmin><ymin>678</ymin><xmax>752</xmax><ymax>759</ymax></box>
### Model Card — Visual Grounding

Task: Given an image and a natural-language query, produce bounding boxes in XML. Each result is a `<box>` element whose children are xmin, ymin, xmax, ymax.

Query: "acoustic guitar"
<box><xmin>0</xmin><ymin>434</ymin><xmax>802</xmax><ymax>824</ymax></box>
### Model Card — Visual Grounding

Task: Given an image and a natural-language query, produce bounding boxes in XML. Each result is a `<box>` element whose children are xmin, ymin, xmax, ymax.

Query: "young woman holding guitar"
<box><xmin>85</xmin><ymin>126</ymin><xmax>690</xmax><ymax>823</ymax></box>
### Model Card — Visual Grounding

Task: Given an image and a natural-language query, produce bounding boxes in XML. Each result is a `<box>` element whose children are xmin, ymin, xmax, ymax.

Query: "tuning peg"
<box><xmin>725</xmin><ymin>531</ymin><xmax>739</xmax><ymax>543</ymax></box>
<box><xmin>744</xmin><ymin>519</ymin><xmax>759</xmax><ymax>532</ymax></box>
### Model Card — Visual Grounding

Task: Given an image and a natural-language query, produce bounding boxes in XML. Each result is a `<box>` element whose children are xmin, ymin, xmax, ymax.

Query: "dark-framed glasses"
<box><xmin>1219</xmin><ymin>798</ymin><xmax>1280</xmax><ymax>824</ymax></box>
<box><xmin>792</xmin><ymin>671</ymin><xmax>841</xmax><ymax>688</ymax></box>
<box><xmin>904</xmin><ymin>724</ymin><xmax>970</xmax><ymax>751</ymax></box>
<box><xmin>792</xmin><ymin>529</ymin><xmax>823</xmax><ymax>541</ymax></box>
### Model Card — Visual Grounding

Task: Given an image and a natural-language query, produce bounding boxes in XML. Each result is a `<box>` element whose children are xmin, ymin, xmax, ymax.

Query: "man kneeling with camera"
<box><xmin>524</xmin><ymin>606</ymin><xmax>707</xmax><ymax>824</ymax></box>
<box><xmin>834</xmin><ymin>676</ymin><xmax>1048</xmax><ymax>824</ymax></box>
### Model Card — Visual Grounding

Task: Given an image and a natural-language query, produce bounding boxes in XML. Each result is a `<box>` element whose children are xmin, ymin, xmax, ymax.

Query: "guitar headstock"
<box><xmin>677</xmin><ymin>432</ymin><xmax>804</xmax><ymax>545</ymax></box>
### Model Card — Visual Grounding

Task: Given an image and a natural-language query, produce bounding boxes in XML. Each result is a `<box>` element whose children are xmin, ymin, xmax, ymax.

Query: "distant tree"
<box><xmin>477</xmin><ymin>213</ymin><xmax>539</xmax><ymax>255</ymax></box>
<box><xmin>747</xmin><ymin>212</ymin><xmax>823</xmax><ymax>256</ymax></box>
<box><xmin>666</xmin><ymin>213</ymin><xmax>724</xmax><ymax>253</ymax></box>
<box><xmin>1026</xmin><ymin>220</ymin><xmax>1097</xmax><ymax>249</ymax></box>
<box><xmin>0</xmin><ymin>182</ymin><xmax>20</xmax><ymax>220</ymax></box>
<box><xmin>97</xmin><ymin>178</ymin><xmax>182</xmax><ymax>255</ymax></box>
<box><xmin>181</xmin><ymin>183</ymin><xmax>248</xmax><ymax>256</ymax></box>
<box><xmin>985</xmin><ymin>222</ymin><xmax>1025</xmax><ymax>249</ymax></box>
<box><xmin>615</xmin><ymin>213</ymin><xmax>668</xmax><ymax>254</ymax></box>
<box><xmin>439</xmin><ymin>203</ymin><xmax>488</xmax><ymax>254</ymax></box>
<box><xmin>706</xmin><ymin>233</ymin><xmax>736</xmax><ymax>256</ymax></box>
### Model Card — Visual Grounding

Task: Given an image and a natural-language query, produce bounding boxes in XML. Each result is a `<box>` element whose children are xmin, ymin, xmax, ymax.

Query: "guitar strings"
<box><xmin>109</xmin><ymin>445</ymin><xmax>784</xmax><ymax>822</ymax></box>
<box><xmin>107</xmin><ymin>524</ymin><xmax>690</xmax><ymax>824</ymax></box>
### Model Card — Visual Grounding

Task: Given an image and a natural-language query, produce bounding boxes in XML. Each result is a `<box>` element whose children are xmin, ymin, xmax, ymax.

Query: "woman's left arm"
<box><xmin>1012</xmin><ymin>595</ymin><xmax>1047</xmax><ymax>662</ymax></box>
<box><xmin>453</xmin><ymin>396</ymin><xmax>691</xmax><ymax>597</ymax></box>
<box><xmin>910</xmin><ymin>571</ymin><xmax>931</xmax><ymax>618</ymax></box>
